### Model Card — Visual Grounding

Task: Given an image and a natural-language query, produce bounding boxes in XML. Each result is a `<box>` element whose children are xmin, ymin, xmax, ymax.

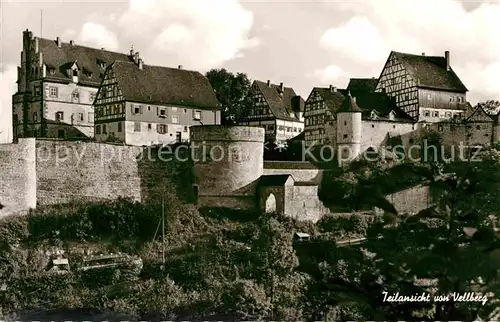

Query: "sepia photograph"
<box><xmin>0</xmin><ymin>0</ymin><xmax>499</xmax><ymax>320</ymax></box>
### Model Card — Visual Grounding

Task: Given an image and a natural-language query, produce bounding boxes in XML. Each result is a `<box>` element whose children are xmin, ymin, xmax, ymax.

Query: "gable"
<box><xmin>375</xmin><ymin>52</ymin><xmax>417</xmax><ymax>93</ymax></box>
<box><xmin>466</xmin><ymin>106</ymin><xmax>495</xmax><ymax>123</ymax></box>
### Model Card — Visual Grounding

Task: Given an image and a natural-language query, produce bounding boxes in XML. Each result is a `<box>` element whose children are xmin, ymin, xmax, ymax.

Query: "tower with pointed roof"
<box><xmin>336</xmin><ymin>92</ymin><xmax>362</xmax><ymax>166</ymax></box>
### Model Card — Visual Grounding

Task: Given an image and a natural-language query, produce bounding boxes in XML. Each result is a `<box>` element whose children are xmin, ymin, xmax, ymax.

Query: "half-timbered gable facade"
<box><xmin>240</xmin><ymin>80</ymin><xmax>305</xmax><ymax>146</ymax></box>
<box><xmin>304</xmin><ymin>86</ymin><xmax>345</xmax><ymax>147</ymax></box>
<box><xmin>94</xmin><ymin>61</ymin><xmax>221</xmax><ymax>146</ymax></box>
<box><xmin>375</xmin><ymin>51</ymin><xmax>468</xmax><ymax>123</ymax></box>
<box><xmin>12</xmin><ymin>29</ymin><xmax>136</xmax><ymax>140</ymax></box>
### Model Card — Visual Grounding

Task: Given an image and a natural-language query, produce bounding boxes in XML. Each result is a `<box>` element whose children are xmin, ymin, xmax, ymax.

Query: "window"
<box><xmin>344</xmin><ymin>121</ymin><xmax>347</xmax><ymax>126</ymax></box>
<box><xmin>133</xmin><ymin>105</ymin><xmax>141</xmax><ymax>115</ymax></box>
<box><xmin>134</xmin><ymin>122</ymin><xmax>141</xmax><ymax>132</ymax></box>
<box><xmin>147</xmin><ymin>106</ymin><xmax>151</xmax><ymax>111</ymax></box>
<box><xmin>96</xmin><ymin>125</ymin><xmax>101</xmax><ymax>134</ymax></box>
<box><xmin>438</xmin><ymin>125</ymin><xmax>443</xmax><ymax>132</ymax></box>
<box><xmin>157</xmin><ymin>124</ymin><xmax>167</xmax><ymax>134</ymax></box>
<box><xmin>72</xmin><ymin>91</ymin><xmax>79</xmax><ymax>100</ymax></box>
<box><xmin>409</xmin><ymin>138</ymin><xmax>414</xmax><ymax>144</ymax></box>
<box><xmin>445</xmin><ymin>112</ymin><xmax>452</xmax><ymax>118</ymax></box>
<box><xmin>148</xmin><ymin>123</ymin><xmax>152</xmax><ymax>130</ymax></box>
<box><xmin>184</xmin><ymin>109</ymin><xmax>187</xmax><ymax>113</ymax></box>
<box><xmin>450</xmin><ymin>97</ymin><xmax>453</xmax><ymax>102</ymax></box>
<box><xmin>89</xmin><ymin>93</ymin><xmax>96</xmax><ymax>102</ymax></box>
<box><xmin>158</xmin><ymin>108</ymin><xmax>166</xmax><ymax>117</ymax></box>
<box><xmin>476</xmin><ymin>125</ymin><xmax>481</xmax><ymax>130</ymax></box>
<box><xmin>372</xmin><ymin>124</ymin><xmax>375</xmax><ymax>128</ymax></box>
<box><xmin>33</xmin><ymin>112</ymin><xmax>37</xmax><ymax>122</ymax></box>
<box><xmin>34</xmin><ymin>86</ymin><xmax>41</xmax><ymax>96</ymax></box>
<box><xmin>72</xmin><ymin>69</ymin><xmax>78</xmax><ymax>77</ymax></box>
<box><xmin>172</xmin><ymin>107</ymin><xmax>178</xmax><ymax>112</ymax></box>
<box><xmin>343</xmin><ymin>134</ymin><xmax>348</xmax><ymax>139</ymax></box>
<box><xmin>49</xmin><ymin>87</ymin><xmax>58</xmax><ymax>98</ymax></box>
<box><xmin>117</xmin><ymin>122</ymin><xmax>122</xmax><ymax>132</ymax></box>
<box><xmin>193</xmin><ymin>110</ymin><xmax>201</xmax><ymax>120</ymax></box>
<box><xmin>184</xmin><ymin>126</ymin><xmax>188</xmax><ymax>132</ymax></box>
<box><xmin>423</xmin><ymin>110</ymin><xmax>430</xmax><ymax>117</ymax></box>
<box><xmin>78</xmin><ymin>113</ymin><xmax>84</xmax><ymax>121</ymax></box>
<box><xmin>55</xmin><ymin>111</ymin><xmax>64</xmax><ymax>121</ymax></box>
<box><xmin>433</xmin><ymin>111</ymin><xmax>439</xmax><ymax>117</ymax></box>
<box><xmin>172</xmin><ymin>115</ymin><xmax>179</xmax><ymax>124</ymax></box>
<box><xmin>103</xmin><ymin>124</ymin><xmax>107</xmax><ymax>134</ymax></box>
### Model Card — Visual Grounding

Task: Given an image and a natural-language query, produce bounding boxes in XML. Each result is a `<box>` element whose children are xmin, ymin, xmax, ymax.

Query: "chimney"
<box><xmin>279</xmin><ymin>82</ymin><xmax>284</xmax><ymax>92</ymax></box>
<box><xmin>34</xmin><ymin>38</ymin><xmax>39</xmax><ymax>53</ymax></box>
<box><xmin>445</xmin><ymin>51</ymin><xmax>450</xmax><ymax>71</ymax></box>
<box><xmin>56</xmin><ymin>37</ymin><xmax>61</xmax><ymax>48</ymax></box>
<box><xmin>329</xmin><ymin>85</ymin><xmax>337</xmax><ymax>92</ymax></box>
<box><xmin>178</xmin><ymin>65</ymin><xmax>183</xmax><ymax>69</ymax></box>
<box><xmin>422</xmin><ymin>52</ymin><xmax>425</xmax><ymax>56</ymax></box>
<box><xmin>138</xmin><ymin>58</ymin><xmax>143</xmax><ymax>70</ymax></box>
<box><xmin>267</xmin><ymin>80</ymin><xmax>271</xmax><ymax>87</ymax></box>
<box><xmin>69</xmin><ymin>40</ymin><xmax>74</xmax><ymax>46</ymax></box>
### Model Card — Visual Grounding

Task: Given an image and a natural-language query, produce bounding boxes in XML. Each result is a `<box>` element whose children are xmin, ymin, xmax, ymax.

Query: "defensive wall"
<box><xmin>1</xmin><ymin>126</ymin><xmax>435</xmax><ymax>221</ymax></box>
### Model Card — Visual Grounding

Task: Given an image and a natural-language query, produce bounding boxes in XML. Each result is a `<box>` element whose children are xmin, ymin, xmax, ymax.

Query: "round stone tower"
<box><xmin>336</xmin><ymin>92</ymin><xmax>362</xmax><ymax>166</ymax></box>
<box><xmin>190</xmin><ymin>125</ymin><xmax>265</xmax><ymax>209</ymax></box>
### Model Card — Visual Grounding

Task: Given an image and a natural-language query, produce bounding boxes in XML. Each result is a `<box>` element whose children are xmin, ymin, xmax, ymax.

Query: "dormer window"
<box><xmin>389</xmin><ymin>110</ymin><xmax>396</xmax><ymax>121</ymax></box>
<box><xmin>370</xmin><ymin>110</ymin><xmax>378</xmax><ymax>119</ymax></box>
<box><xmin>97</xmin><ymin>59</ymin><xmax>106</xmax><ymax>69</ymax></box>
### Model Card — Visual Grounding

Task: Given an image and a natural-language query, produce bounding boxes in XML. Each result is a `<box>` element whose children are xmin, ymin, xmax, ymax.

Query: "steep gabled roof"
<box><xmin>253</xmin><ymin>80</ymin><xmax>304</xmax><ymax>121</ymax></box>
<box><xmin>309</xmin><ymin>87</ymin><xmax>346</xmax><ymax>116</ymax></box>
<box><xmin>465</xmin><ymin>103</ymin><xmax>496</xmax><ymax>122</ymax></box>
<box><xmin>38</xmin><ymin>37</ymin><xmax>134</xmax><ymax>87</ymax></box>
<box><xmin>110</xmin><ymin>61</ymin><xmax>220</xmax><ymax>110</ymax></box>
<box><xmin>391</xmin><ymin>51</ymin><xmax>468</xmax><ymax>92</ymax></box>
<box><xmin>346</xmin><ymin>78</ymin><xmax>378</xmax><ymax>96</ymax></box>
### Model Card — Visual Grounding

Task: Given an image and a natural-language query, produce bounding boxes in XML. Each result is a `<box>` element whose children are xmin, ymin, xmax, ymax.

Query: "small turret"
<box><xmin>336</xmin><ymin>92</ymin><xmax>362</xmax><ymax>166</ymax></box>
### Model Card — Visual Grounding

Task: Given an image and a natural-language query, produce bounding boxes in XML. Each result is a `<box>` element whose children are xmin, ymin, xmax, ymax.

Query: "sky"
<box><xmin>1</xmin><ymin>0</ymin><xmax>499</xmax><ymax>143</ymax></box>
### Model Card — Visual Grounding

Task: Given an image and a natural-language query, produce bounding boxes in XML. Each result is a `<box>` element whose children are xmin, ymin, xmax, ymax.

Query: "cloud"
<box><xmin>313</xmin><ymin>65</ymin><xmax>349</xmax><ymax>84</ymax></box>
<box><xmin>76</xmin><ymin>22</ymin><xmax>119</xmax><ymax>51</ymax></box>
<box><xmin>0</xmin><ymin>64</ymin><xmax>17</xmax><ymax>143</ymax></box>
<box><xmin>117</xmin><ymin>0</ymin><xmax>258</xmax><ymax>70</ymax></box>
<box><xmin>318</xmin><ymin>0</ymin><xmax>500</xmax><ymax>104</ymax></box>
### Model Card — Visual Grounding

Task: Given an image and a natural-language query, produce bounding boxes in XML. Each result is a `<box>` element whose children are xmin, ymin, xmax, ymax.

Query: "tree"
<box><xmin>311</xmin><ymin>152</ymin><xmax>500</xmax><ymax>320</ymax></box>
<box><xmin>205</xmin><ymin>69</ymin><xmax>253</xmax><ymax>125</ymax></box>
<box><xmin>476</xmin><ymin>100</ymin><xmax>500</xmax><ymax>115</ymax></box>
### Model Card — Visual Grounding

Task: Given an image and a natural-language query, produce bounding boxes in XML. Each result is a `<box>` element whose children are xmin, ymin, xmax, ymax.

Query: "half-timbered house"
<box><xmin>239</xmin><ymin>80</ymin><xmax>305</xmax><ymax>146</ymax></box>
<box><xmin>375</xmin><ymin>51</ymin><xmax>468</xmax><ymax>123</ymax></box>
<box><xmin>93</xmin><ymin>61</ymin><xmax>221</xmax><ymax>146</ymax></box>
<box><xmin>303</xmin><ymin>85</ymin><xmax>345</xmax><ymax>147</ymax></box>
<box><xmin>12</xmin><ymin>29</ymin><xmax>137</xmax><ymax>140</ymax></box>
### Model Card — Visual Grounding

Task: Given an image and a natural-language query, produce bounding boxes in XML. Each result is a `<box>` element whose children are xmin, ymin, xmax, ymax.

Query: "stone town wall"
<box><xmin>0</xmin><ymin>139</ymin><xmax>36</xmax><ymax>217</ymax></box>
<box><xmin>383</xmin><ymin>183</ymin><xmax>433</xmax><ymax>214</ymax></box>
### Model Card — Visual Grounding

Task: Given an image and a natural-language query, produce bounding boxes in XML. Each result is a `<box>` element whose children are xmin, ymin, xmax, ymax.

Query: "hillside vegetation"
<box><xmin>1</xmin><ymin>151</ymin><xmax>500</xmax><ymax>320</ymax></box>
